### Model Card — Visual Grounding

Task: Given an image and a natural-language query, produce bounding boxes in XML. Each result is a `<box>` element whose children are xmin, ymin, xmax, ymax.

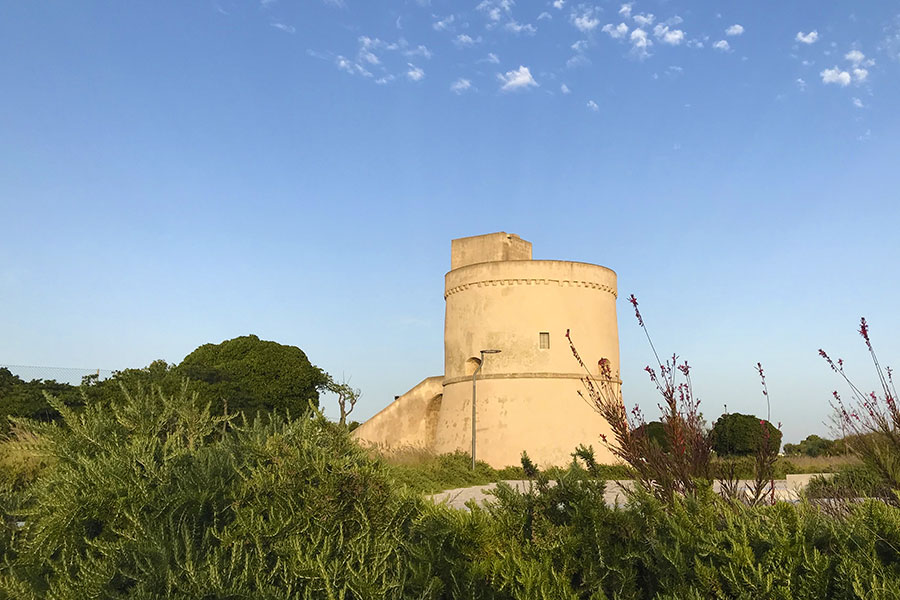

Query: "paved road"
<box><xmin>428</xmin><ymin>476</ymin><xmax>822</xmax><ymax>510</ymax></box>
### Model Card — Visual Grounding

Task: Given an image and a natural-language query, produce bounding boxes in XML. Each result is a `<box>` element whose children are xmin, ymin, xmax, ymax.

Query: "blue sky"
<box><xmin>2</xmin><ymin>1</ymin><xmax>899</xmax><ymax>445</ymax></box>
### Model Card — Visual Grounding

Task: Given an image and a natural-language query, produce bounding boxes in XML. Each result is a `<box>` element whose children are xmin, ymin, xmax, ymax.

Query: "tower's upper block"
<box><xmin>450</xmin><ymin>232</ymin><xmax>532</xmax><ymax>270</ymax></box>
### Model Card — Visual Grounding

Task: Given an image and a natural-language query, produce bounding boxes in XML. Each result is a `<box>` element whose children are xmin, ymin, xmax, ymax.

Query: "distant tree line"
<box><xmin>0</xmin><ymin>335</ymin><xmax>333</xmax><ymax>431</ymax></box>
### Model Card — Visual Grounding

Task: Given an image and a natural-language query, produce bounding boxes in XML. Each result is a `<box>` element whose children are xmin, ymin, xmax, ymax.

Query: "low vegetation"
<box><xmin>0</xmin><ymin>312</ymin><xmax>896</xmax><ymax>597</ymax></box>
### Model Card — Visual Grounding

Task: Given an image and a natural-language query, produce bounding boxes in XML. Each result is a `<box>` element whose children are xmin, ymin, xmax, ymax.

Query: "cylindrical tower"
<box><xmin>433</xmin><ymin>232</ymin><xmax>620</xmax><ymax>467</ymax></box>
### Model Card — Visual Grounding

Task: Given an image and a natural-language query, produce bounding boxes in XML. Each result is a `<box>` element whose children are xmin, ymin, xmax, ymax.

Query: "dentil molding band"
<box><xmin>444</xmin><ymin>278</ymin><xmax>617</xmax><ymax>299</ymax></box>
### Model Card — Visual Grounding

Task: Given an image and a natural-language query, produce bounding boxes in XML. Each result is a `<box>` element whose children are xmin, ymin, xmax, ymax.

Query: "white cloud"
<box><xmin>844</xmin><ymin>49</ymin><xmax>874</xmax><ymax>67</ymax></box>
<box><xmin>450</xmin><ymin>78</ymin><xmax>472</xmax><ymax>93</ymax></box>
<box><xmin>713</xmin><ymin>39</ymin><xmax>730</xmax><ymax>51</ymax></box>
<box><xmin>561</xmin><ymin>83</ymin><xmax>571</xmax><ymax>94</ymax></box>
<box><xmin>537</xmin><ymin>11</ymin><xmax>551</xmax><ymax>20</ymax></box>
<box><xmin>572</xmin><ymin>7</ymin><xmax>601</xmax><ymax>32</ymax></box>
<box><xmin>505</xmin><ymin>20</ymin><xmax>537</xmax><ymax>34</ymax></box>
<box><xmin>852</xmin><ymin>97</ymin><xmax>864</xmax><ymax>108</ymax></box>
<box><xmin>433</xmin><ymin>14</ymin><xmax>455</xmax><ymax>31</ymax></box>
<box><xmin>630</xmin><ymin>28</ymin><xmax>652</xmax><ymax>59</ymax></box>
<box><xmin>271</xmin><ymin>22</ymin><xmax>295</xmax><ymax>34</ymax></box>
<box><xmin>880</xmin><ymin>16</ymin><xmax>900</xmax><ymax>62</ymax></box>
<box><xmin>633</xmin><ymin>13</ymin><xmax>655</xmax><ymax>27</ymax></box>
<box><xmin>336</xmin><ymin>55</ymin><xmax>372</xmax><ymax>77</ymax></box>
<box><xmin>796</xmin><ymin>30</ymin><xmax>818</xmax><ymax>44</ymax></box>
<box><xmin>821</xmin><ymin>66</ymin><xmax>851</xmax><ymax>86</ymax></box>
<box><xmin>497</xmin><ymin>65</ymin><xmax>538</xmax><ymax>91</ymax></box>
<box><xmin>725</xmin><ymin>24</ymin><xmax>743</xmax><ymax>36</ymax></box>
<box><xmin>404</xmin><ymin>44</ymin><xmax>432</xmax><ymax>59</ymax></box>
<box><xmin>454</xmin><ymin>34</ymin><xmax>479</xmax><ymax>47</ymax></box>
<box><xmin>852</xmin><ymin>68</ymin><xmax>868</xmax><ymax>82</ymax></box>
<box><xmin>360</xmin><ymin>48</ymin><xmax>380</xmax><ymax>64</ymax></box>
<box><xmin>587</xmin><ymin>100</ymin><xmax>599</xmax><ymax>111</ymax></box>
<box><xmin>481</xmin><ymin>52</ymin><xmax>500</xmax><ymax>64</ymax></box>
<box><xmin>566</xmin><ymin>54</ymin><xmax>590</xmax><ymax>68</ymax></box>
<box><xmin>619</xmin><ymin>3</ymin><xmax>632</xmax><ymax>18</ymax></box>
<box><xmin>477</xmin><ymin>0</ymin><xmax>514</xmax><ymax>22</ymax></box>
<box><xmin>375</xmin><ymin>75</ymin><xmax>395</xmax><ymax>85</ymax></box>
<box><xmin>845</xmin><ymin>49</ymin><xmax>865</xmax><ymax>64</ymax></box>
<box><xmin>653</xmin><ymin>24</ymin><xmax>684</xmax><ymax>45</ymax></box>
<box><xmin>796</xmin><ymin>77</ymin><xmax>807</xmax><ymax>91</ymax></box>
<box><xmin>553</xmin><ymin>0</ymin><xmax>564</xmax><ymax>8</ymax></box>
<box><xmin>406</xmin><ymin>64</ymin><xmax>425</xmax><ymax>81</ymax></box>
<box><xmin>601</xmin><ymin>23</ymin><xmax>629</xmax><ymax>39</ymax></box>
<box><xmin>571</xmin><ymin>40</ymin><xmax>588</xmax><ymax>52</ymax></box>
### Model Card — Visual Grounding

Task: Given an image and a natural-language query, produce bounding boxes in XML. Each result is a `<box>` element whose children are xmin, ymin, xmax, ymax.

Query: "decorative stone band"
<box><xmin>444</xmin><ymin>278</ymin><xmax>617</xmax><ymax>299</ymax></box>
<box><xmin>443</xmin><ymin>372</ymin><xmax>623</xmax><ymax>386</ymax></box>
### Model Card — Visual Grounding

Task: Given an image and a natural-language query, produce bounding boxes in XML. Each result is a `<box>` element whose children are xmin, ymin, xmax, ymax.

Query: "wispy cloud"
<box><xmin>505</xmin><ymin>20</ymin><xmax>537</xmax><ymax>34</ymax></box>
<box><xmin>796</xmin><ymin>77</ymin><xmax>807</xmax><ymax>91</ymax></box>
<box><xmin>633</xmin><ymin>13</ymin><xmax>655</xmax><ymax>27</ymax></box>
<box><xmin>586</xmin><ymin>99</ymin><xmax>599</xmax><ymax>111</ymax></box>
<box><xmin>630</xmin><ymin>28</ymin><xmax>653</xmax><ymax>59</ymax></box>
<box><xmin>477</xmin><ymin>0</ymin><xmax>514</xmax><ymax>23</ymax></box>
<box><xmin>407</xmin><ymin>64</ymin><xmax>425</xmax><ymax>81</ymax></box>
<box><xmin>653</xmin><ymin>23</ymin><xmax>684</xmax><ymax>45</ymax></box>
<box><xmin>271</xmin><ymin>22</ymin><xmax>295</xmax><ymax>34</ymax></box>
<box><xmin>796</xmin><ymin>30</ymin><xmax>818</xmax><ymax>44</ymax></box>
<box><xmin>713</xmin><ymin>39</ymin><xmax>730</xmax><ymax>52</ymax></box>
<box><xmin>619</xmin><ymin>3</ymin><xmax>633</xmax><ymax>18</ymax></box>
<box><xmin>725</xmin><ymin>24</ymin><xmax>744</xmax><ymax>36</ymax></box>
<box><xmin>453</xmin><ymin>34</ymin><xmax>480</xmax><ymax>47</ymax></box>
<box><xmin>433</xmin><ymin>15</ymin><xmax>455</xmax><ymax>31</ymax></box>
<box><xmin>852</xmin><ymin>97</ymin><xmax>864</xmax><ymax>108</ymax></box>
<box><xmin>479</xmin><ymin>52</ymin><xmax>501</xmax><ymax>64</ymax></box>
<box><xmin>497</xmin><ymin>65</ymin><xmax>538</xmax><ymax>91</ymax></box>
<box><xmin>560</xmin><ymin>83</ymin><xmax>571</xmax><ymax>94</ymax></box>
<box><xmin>572</xmin><ymin>7</ymin><xmax>601</xmax><ymax>32</ymax></box>
<box><xmin>450</xmin><ymin>78</ymin><xmax>472</xmax><ymax>93</ymax></box>
<box><xmin>602</xmin><ymin>23</ymin><xmax>629</xmax><ymax>39</ymax></box>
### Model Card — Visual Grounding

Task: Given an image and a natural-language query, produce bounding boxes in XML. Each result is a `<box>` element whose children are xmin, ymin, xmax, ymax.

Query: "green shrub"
<box><xmin>711</xmin><ymin>412</ymin><xmax>782</xmax><ymax>456</ymax></box>
<box><xmin>0</xmin><ymin>386</ymin><xmax>434</xmax><ymax>599</ymax></box>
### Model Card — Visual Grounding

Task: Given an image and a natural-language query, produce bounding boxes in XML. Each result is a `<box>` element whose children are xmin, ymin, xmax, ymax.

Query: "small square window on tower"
<box><xmin>539</xmin><ymin>332</ymin><xmax>550</xmax><ymax>349</ymax></box>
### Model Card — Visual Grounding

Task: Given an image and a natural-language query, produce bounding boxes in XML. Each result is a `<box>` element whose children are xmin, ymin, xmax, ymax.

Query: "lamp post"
<box><xmin>472</xmin><ymin>348</ymin><xmax>501</xmax><ymax>470</ymax></box>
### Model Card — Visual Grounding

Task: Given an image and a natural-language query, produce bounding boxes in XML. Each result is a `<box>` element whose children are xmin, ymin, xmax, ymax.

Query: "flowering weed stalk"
<box><xmin>568</xmin><ymin>294</ymin><xmax>712</xmax><ymax>502</ymax></box>
<box><xmin>820</xmin><ymin>318</ymin><xmax>900</xmax><ymax>499</ymax></box>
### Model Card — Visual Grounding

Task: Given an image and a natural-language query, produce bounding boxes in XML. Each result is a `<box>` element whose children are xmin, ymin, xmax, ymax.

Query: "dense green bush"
<box><xmin>412</xmin><ymin>457</ymin><xmax>900</xmax><ymax>599</ymax></box>
<box><xmin>711</xmin><ymin>412</ymin><xmax>782</xmax><ymax>456</ymax></box>
<box><xmin>3</xmin><ymin>384</ymin><xmax>900</xmax><ymax>598</ymax></box>
<box><xmin>177</xmin><ymin>334</ymin><xmax>328</xmax><ymax>415</ymax></box>
<box><xmin>0</xmin><ymin>387</ymin><xmax>433</xmax><ymax>599</ymax></box>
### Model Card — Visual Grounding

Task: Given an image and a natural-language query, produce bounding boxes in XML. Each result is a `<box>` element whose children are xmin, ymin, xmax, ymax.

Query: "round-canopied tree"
<box><xmin>176</xmin><ymin>335</ymin><xmax>328</xmax><ymax>416</ymax></box>
<box><xmin>710</xmin><ymin>412</ymin><xmax>782</xmax><ymax>456</ymax></box>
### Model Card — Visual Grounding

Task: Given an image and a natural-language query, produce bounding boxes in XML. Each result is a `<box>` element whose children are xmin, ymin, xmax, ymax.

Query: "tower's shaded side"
<box><xmin>353</xmin><ymin>232</ymin><xmax>620</xmax><ymax>467</ymax></box>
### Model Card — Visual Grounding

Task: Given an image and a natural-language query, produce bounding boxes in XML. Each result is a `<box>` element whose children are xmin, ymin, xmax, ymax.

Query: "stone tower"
<box><xmin>353</xmin><ymin>232</ymin><xmax>620</xmax><ymax>467</ymax></box>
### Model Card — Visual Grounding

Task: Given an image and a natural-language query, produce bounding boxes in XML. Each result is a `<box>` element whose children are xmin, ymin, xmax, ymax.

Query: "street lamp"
<box><xmin>472</xmin><ymin>348</ymin><xmax>501</xmax><ymax>470</ymax></box>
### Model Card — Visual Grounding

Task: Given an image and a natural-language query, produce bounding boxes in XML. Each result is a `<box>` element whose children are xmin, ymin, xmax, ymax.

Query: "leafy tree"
<box><xmin>0</xmin><ymin>368</ymin><xmax>83</xmax><ymax>433</ymax></box>
<box><xmin>322</xmin><ymin>375</ymin><xmax>361</xmax><ymax>427</ymax></box>
<box><xmin>784</xmin><ymin>434</ymin><xmax>837</xmax><ymax>457</ymax></box>
<box><xmin>710</xmin><ymin>412</ymin><xmax>782</xmax><ymax>456</ymax></box>
<box><xmin>176</xmin><ymin>334</ymin><xmax>328</xmax><ymax>416</ymax></box>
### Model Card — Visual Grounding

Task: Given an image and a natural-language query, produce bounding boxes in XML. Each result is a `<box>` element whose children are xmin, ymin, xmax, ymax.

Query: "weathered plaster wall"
<box><xmin>437</xmin><ymin>258</ymin><xmax>619</xmax><ymax>467</ymax></box>
<box><xmin>354</xmin><ymin>232</ymin><xmax>621</xmax><ymax>468</ymax></box>
<box><xmin>352</xmin><ymin>376</ymin><xmax>444</xmax><ymax>449</ymax></box>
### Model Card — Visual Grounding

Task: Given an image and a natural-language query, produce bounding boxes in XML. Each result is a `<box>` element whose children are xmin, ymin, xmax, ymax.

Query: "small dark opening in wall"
<box><xmin>539</xmin><ymin>332</ymin><xmax>550</xmax><ymax>349</ymax></box>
